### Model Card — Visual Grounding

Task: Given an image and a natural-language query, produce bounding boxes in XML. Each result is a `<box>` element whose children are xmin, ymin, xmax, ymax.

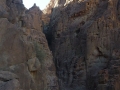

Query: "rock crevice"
<box><xmin>43</xmin><ymin>0</ymin><xmax>120</xmax><ymax>90</ymax></box>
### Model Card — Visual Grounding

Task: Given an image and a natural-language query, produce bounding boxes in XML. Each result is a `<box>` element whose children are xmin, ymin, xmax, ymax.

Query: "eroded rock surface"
<box><xmin>1</xmin><ymin>0</ymin><xmax>120</xmax><ymax>90</ymax></box>
<box><xmin>44</xmin><ymin>0</ymin><xmax>120</xmax><ymax>90</ymax></box>
<box><xmin>0</xmin><ymin>0</ymin><xmax>58</xmax><ymax>90</ymax></box>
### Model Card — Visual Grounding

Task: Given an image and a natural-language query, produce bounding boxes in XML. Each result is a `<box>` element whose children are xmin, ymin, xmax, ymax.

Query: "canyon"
<box><xmin>0</xmin><ymin>0</ymin><xmax>120</xmax><ymax>90</ymax></box>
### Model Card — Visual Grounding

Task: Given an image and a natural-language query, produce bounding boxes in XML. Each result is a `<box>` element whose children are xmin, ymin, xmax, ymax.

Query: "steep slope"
<box><xmin>45</xmin><ymin>0</ymin><xmax>120</xmax><ymax>90</ymax></box>
<box><xmin>0</xmin><ymin>0</ymin><xmax>58</xmax><ymax>90</ymax></box>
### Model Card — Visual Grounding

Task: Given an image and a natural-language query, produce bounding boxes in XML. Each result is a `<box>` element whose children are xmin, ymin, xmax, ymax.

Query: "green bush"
<box><xmin>34</xmin><ymin>42</ymin><xmax>46</xmax><ymax>63</ymax></box>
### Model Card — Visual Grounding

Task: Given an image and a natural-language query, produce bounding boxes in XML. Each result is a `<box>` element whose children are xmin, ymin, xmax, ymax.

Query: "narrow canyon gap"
<box><xmin>0</xmin><ymin>0</ymin><xmax>120</xmax><ymax>90</ymax></box>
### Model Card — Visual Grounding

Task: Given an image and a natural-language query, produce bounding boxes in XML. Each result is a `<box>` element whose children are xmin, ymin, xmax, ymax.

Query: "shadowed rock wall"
<box><xmin>44</xmin><ymin>0</ymin><xmax>120</xmax><ymax>90</ymax></box>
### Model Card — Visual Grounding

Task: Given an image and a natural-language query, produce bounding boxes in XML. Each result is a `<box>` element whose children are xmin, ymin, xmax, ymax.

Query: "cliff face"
<box><xmin>1</xmin><ymin>0</ymin><xmax>120</xmax><ymax>90</ymax></box>
<box><xmin>0</xmin><ymin>0</ymin><xmax>58</xmax><ymax>90</ymax></box>
<box><xmin>45</xmin><ymin>0</ymin><xmax>120</xmax><ymax>90</ymax></box>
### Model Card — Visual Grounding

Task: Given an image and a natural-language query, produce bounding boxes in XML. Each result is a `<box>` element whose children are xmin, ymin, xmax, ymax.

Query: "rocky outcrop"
<box><xmin>1</xmin><ymin>0</ymin><xmax>120</xmax><ymax>90</ymax></box>
<box><xmin>44</xmin><ymin>0</ymin><xmax>120</xmax><ymax>90</ymax></box>
<box><xmin>0</xmin><ymin>0</ymin><xmax>58</xmax><ymax>90</ymax></box>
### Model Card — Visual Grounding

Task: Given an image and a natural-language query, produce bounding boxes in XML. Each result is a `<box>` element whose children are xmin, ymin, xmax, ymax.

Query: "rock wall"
<box><xmin>0</xmin><ymin>0</ymin><xmax>58</xmax><ymax>90</ymax></box>
<box><xmin>45</xmin><ymin>0</ymin><xmax>120</xmax><ymax>90</ymax></box>
<box><xmin>1</xmin><ymin>0</ymin><xmax>120</xmax><ymax>90</ymax></box>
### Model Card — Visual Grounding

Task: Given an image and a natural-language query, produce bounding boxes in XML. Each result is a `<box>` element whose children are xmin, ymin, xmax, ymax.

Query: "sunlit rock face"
<box><xmin>0</xmin><ymin>0</ymin><xmax>58</xmax><ymax>90</ymax></box>
<box><xmin>44</xmin><ymin>0</ymin><xmax>120</xmax><ymax>90</ymax></box>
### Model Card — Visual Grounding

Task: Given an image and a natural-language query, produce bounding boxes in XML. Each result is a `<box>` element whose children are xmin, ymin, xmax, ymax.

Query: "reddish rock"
<box><xmin>44</xmin><ymin>0</ymin><xmax>120</xmax><ymax>90</ymax></box>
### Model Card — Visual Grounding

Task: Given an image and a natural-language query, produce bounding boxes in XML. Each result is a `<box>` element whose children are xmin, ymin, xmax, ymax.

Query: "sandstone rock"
<box><xmin>44</xmin><ymin>0</ymin><xmax>120</xmax><ymax>90</ymax></box>
<box><xmin>0</xmin><ymin>79</ymin><xmax>20</xmax><ymax>90</ymax></box>
<box><xmin>0</xmin><ymin>71</ymin><xmax>20</xmax><ymax>90</ymax></box>
<box><xmin>0</xmin><ymin>71</ymin><xmax>18</xmax><ymax>81</ymax></box>
<box><xmin>2</xmin><ymin>0</ymin><xmax>120</xmax><ymax>90</ymax></box>
<box><xmin>27</xmin><ymin>57</ymin><xmax>41</xmax><ymax>72</ymax></box>
<box><xmin>0</xmin><ymin>0</ymin><xmax>58</xmax><ymax>90</ymax></box>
